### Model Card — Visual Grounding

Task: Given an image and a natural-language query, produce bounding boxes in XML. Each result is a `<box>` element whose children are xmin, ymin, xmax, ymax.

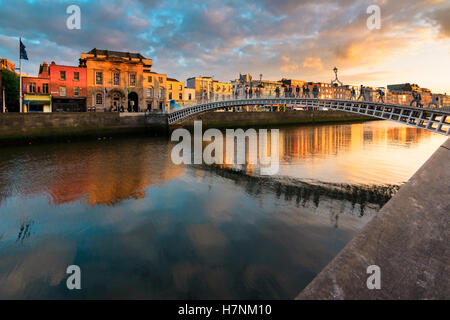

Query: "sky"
<box><xmin>0</xmin><ymin>0</ymin><xmax>449</xmax><ymax>93</ymax></box>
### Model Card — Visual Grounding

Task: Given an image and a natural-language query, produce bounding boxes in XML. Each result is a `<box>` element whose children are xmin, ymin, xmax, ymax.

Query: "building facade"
<box><xmin>46</xmin><ymin>61</ymin><xmax>87</xmax><ymax>112</ymax></box>
<box><xmin>186</xmin><ymin>76</ymin><xmax>233</xmax><ymax>102</ymax></box>
<box><xmin>232</xmin><ymin>74</ymin><xmax>284</xmax><ymax>97</ymax></box>
<box><xmin>79</xmin><ymin>48</ymin><xmax>154</xmax><ymax>112</ymax></box>
<box><xmin>143</xmin><ymin>71</ymin><xmax>167</xmax><ymax>111</ymax></box>
<box><xmin>166</xmin><ymin>78</ymin><xmax>184</xmax><ymax>103</ymax></box>
<box><xmin>22</xmin><ymin>71</ymin><xmax>51</xmax><ymax>112</ymax></box>
<box><xmin>0</xmin><ymin>59</ymin><xmax>15</xmax><ymax>72</ymax></box>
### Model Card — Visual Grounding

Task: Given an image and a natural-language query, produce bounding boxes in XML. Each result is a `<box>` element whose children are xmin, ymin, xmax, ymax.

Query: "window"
<box><xmin>179</xmin><ymin>85</ymin><xmax>182</xmax><ymax>90</ymax></box>
<box><xmin>60</xmin><ymin>71</ymin><xmax>66</xmax><ymax>81</ymax></box>
<box><xmin>74</xmin><ymin>87</ymin><xmax>80</xmax><ymax>96</ymax></box>
<box><xmin>95</xmin><ymin>71</ymin><xmax>103</xmax><ymax>85</ymax></box>
<box><xmin>147</xmin><ymin>88</ymin><xmax>153</xmax><ymax>97</ymax></box>
<box><xmin>60</xmin><ymin>86</ymin><xmax>66</xmax><ymax>96</ymax></box>
<box><xmin>43</xmin><ymin>83</ymin><xmax>49</xmax><ymax>94</ymax></box>
<box><xmin>169</xmin><ymin>84</ymin><xmax>172</xmax><ymax>90</ymax></box>
<box><xmin>113</xmin><ymin>72</ymin><xmax>120</xmax><ymax>86</ymax></box>
<box><xmin>74</xmin><ymin>72</ymin><xmax>79</xmax><ymax>81</ymax></box>
<box><xmin>169</xmin><ymin>92</ymin><xmax>172</xmax><ymax>100</ymax></box>
<box><xmin>148</xmin><ymin>76</ymin><xmax>152</xmax><ymax>83</ymax></box>
<box><xmin>29</xmin><ymin>82</ymin><xmax>36</xmax><ymax>93</ymax></box>
<box><xmin>159</xmin><ymin>77</ymin><xmax>163</xmax><ymax>83</ymax></box>
<box><xmin>96</xmin><ymin>93</ymin><xmax>103</xmax><ymax>105</ymax></box>
<box><xmin>129</xmin><ymin>73</ymin><xmax>136</xmax><ymax>87</ymax></box>
<box><xmin>179</xmin><ymin>93</ymin><xmax>182</xmax><ymax>100</ymax></box>
<box><xmin>188</xmin><ymin>93</ymin><xmax>192</xmax><ymax>100</ymax></box>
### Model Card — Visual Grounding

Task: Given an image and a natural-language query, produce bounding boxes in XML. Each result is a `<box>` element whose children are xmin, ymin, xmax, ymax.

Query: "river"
<box><xmin>0</xmin><ymin>120</ymin><xmax>446</xmax><ymax>299</ymax></box>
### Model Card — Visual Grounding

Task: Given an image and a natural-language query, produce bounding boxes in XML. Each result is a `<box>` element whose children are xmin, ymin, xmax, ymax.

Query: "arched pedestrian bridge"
<box><xmin>167</xmin><ymin>97</ymin><xmax>450</xmax><ymax>136</ymax></box>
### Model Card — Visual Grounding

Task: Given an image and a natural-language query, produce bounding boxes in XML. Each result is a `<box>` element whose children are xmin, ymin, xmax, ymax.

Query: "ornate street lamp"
<box><xmin>331</xmin><ymin>66</ymin><xmax>343</xmax><ymax>87</ymax></box>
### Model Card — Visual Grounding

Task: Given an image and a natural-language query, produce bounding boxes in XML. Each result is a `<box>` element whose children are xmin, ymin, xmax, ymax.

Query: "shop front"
<box><xmin>52</xmin><ymin>98</ymin><xmax>87</xmax><ymax>112</ymax></box>
<box><xmin>23</xmin><ymin>94</ymin><xmax>52</xmax><ymax>113</ymax></box>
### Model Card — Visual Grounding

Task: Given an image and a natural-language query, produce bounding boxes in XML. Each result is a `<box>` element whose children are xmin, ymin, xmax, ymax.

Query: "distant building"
<box><xmin>387</xmin><ymin>83</ymin><xmax>430</xmax><ymax>93</ymax></box>
<box><xmin>232</xmin><ymin>73</ymin><xmax>283</xmax><ymax>97</ymax></box>
<box><xmin>184</xmin><ymin>87</ymin><xmax>196</xmax><ymax>104</ymax></box>
<box><xmin>387</xmin><ymin>83</ymin><xmax>433</xmax><ymax>106</ymax></box>
<box><xmin>0</xmin><ymin>59</ymin><xmax>15</xmax><ymax>72</ymax></box>
<box><xmin>187</xmin><ymin>76</ymin><xmax>233</xmax><ymax>102</ymax></box>
<box><xmin>166</xmin><ymin>78</ymin><xmax>184</xmax><ymax>106</ymax></box>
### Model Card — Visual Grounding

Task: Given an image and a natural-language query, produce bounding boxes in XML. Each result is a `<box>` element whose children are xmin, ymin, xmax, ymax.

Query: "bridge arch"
<box><xmin>168</xmin><ymin>98</ymin><xmax>450</xmax><ymax>136</ymax></box>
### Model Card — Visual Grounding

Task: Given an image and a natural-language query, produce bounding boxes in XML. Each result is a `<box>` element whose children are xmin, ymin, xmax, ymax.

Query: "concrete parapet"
<box><xmin>297</xmin><ymin>138</ymin><xmax>450</xmax><ymax>300</ymax></box>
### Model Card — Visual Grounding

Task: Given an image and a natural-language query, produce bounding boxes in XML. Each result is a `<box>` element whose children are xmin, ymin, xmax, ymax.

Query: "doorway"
<box><xmin>128</xmin><ymin>92</ymin><xmax>139</xmax><ymax>112</ymax></box>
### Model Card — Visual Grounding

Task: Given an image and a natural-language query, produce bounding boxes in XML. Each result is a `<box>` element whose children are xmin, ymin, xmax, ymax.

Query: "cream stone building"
<box><xmin>80</xmin><ymin>48</ymin><xmax>167</xmax><ymax>112</ymax></box>
<box><xmin>143</xmin><ymin>71</ymin><xmax>167</xmax><ymax>111</ymax></box>
<box><xmin>186</xmin><ymin>76</ymin><xmax>233</xmax><ymax>102</ymax></box>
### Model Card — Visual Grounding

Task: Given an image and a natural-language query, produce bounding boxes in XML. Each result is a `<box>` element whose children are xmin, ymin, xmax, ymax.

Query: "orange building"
<box><xmin>0</xmin><ymin>59</ymin><xmax>15</xmax><ymax>72</ymax></box>
<box><xmin>79</xmin><ymin>48</ymin><xmax>162</xmax><ymax>112</ymax></box>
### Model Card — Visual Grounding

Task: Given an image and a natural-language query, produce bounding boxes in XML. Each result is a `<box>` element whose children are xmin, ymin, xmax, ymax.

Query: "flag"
<box><xmin>19</xmin><ymin>38</ymin><xmax>28</xmax><ymax>60</ymax></box>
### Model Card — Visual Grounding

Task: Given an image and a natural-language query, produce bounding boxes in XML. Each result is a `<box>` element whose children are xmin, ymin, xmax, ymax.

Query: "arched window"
<box><xmin>96</xmin><ymin>93</ymin><xmax>103</xmax><ymax>105</ymax></box>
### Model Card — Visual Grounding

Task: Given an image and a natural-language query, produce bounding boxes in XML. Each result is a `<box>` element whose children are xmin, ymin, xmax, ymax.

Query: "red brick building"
<box><xmin>46</xmin><ymin>61</ymin><xmax>87</xmax><ymax>112</ymax></box>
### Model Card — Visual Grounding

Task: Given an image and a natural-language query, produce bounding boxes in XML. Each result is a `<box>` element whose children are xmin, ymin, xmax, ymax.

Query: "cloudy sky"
<box><xmin>0</xmin><ymin>0</ymin><xmax>449</xmax><ymax>93</ymax></box>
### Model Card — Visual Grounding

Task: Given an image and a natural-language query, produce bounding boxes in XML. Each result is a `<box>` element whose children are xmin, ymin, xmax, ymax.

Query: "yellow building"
<box><xmin>186</xmin><ymin>76</ymin><xmax>233</xmax><ymax>102</ymax></box>
<box><xmin>143</xmin><ymin>71</ymin><xmax>167</xmax><ymax>111</ymax></box>
<box><xmin>212</xmin><ymin>80</ymin><xmax>233</xmax><ymax>101</ymax></box>
<box><xmin>23</xmin><ymin>94</ymin><xmax>52</xmax><ymax>113</ymax></box>
<box><xmin>166</xmin><ymin>78</ymin><xmax>184</xmax><ymax>104</ymax></box>
<box><xmin>80</xmin><ymin>48</ymin><xmax>156</xmax><ymax>112</ymax></box>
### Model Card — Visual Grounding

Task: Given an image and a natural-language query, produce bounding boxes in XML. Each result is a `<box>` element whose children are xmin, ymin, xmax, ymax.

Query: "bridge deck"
<box><xmin>168</xmin><ymin>98</ymin><xmax>450</xmax><ymax>135</ymax></box>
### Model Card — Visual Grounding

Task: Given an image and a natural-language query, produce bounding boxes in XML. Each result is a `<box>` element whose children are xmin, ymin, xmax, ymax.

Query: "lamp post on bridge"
<box><xmin>331</xmin><ymin>66</ymin><xmax>344</xmax><ymax>99</ymax></box>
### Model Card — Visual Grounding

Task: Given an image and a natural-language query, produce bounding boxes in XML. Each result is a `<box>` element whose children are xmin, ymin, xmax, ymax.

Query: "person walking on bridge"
<box><xmin>349</xmin><ymin>88</ymin><xmax>356</xmax><ymax>100</ymax></box>
<box><xmin>296</xmin><ymin>86</ymin><xmax>300</xmax><ymax>98</ymax></box>
<box><xmin>313</xmin><ymin>85</ymin><xmax>319</xmax><ymax>98</ymax></box>
<box><xmin>410</xmin><ymin>91</ymin><xmax>422</xmax><ymax>108</ymax></box>
<box><xmin>305</xmin><ymin>86</ymin><xmax>310</xmax><ymax>98</ymax></box>
<box><xmin>357</xmin><ymin>85</ymin><xmax>365</xmax><ymax>101</ymax></box>
<box><xmin>377</xmin><ymin>88</ymin><xmax>385</xmax><ymax>103</ymax></box>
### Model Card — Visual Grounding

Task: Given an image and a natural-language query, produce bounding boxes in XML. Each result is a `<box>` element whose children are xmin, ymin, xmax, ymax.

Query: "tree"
<box><xmin>1</xmin><ymin>69</ymin><xmax>19</xmax><ymax>112</ymax></box>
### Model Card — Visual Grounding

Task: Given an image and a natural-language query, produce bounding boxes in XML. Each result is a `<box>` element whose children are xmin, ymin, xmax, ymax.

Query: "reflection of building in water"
<box><xmin>0</xmin><ymin>140</ymin><xmax>184</xmax><ymax>207</ymax></box>
<box><xmin>199</xmin><ymin>122</ymin><xmax>432</xmax><ymax>175</ymax></box>
<box><xmin>281</xmin><ymin>122</ymin><xmax>431</xmax><ymax>159</ymax></box>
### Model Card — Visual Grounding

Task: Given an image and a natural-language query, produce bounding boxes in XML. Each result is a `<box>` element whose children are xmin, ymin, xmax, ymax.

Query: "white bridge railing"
<box><xmin>166</xmin><ymin>96</ymin><xmax>450</xmax><ymax>136</ymax></box>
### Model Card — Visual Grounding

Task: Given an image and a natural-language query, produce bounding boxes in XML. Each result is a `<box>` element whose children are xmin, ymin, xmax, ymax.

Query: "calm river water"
<box><xmin>0</xmin><ymin>120</ymin><xmax>446</xmax><ymax>299</ymax></box>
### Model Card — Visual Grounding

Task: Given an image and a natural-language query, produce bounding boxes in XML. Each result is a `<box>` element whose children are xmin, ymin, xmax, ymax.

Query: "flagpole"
<box><xmin>19</xmin><ymin>40</ymin><xmax>22</xmax><ymax>113</ymax></box>
<box><xmin>2</xmin><ymin>88</ymin><xmax>5</xmax><ymax>113</ymax></box>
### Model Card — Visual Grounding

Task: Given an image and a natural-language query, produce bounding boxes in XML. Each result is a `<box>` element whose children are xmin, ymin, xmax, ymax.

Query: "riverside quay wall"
<box><xmin>0</xmin><ymin>110</ymin><xmax>373</xmax><ymax>144</ymax></box>
<box><xmin>0</xmin><ymin>113</ymin><xmax>168</xmax><ymax>144</ymax></box>
<box><xmin>175</xmin><ymin>110</ymin><xmax>373</xmax><ymax>129</ymax></box>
